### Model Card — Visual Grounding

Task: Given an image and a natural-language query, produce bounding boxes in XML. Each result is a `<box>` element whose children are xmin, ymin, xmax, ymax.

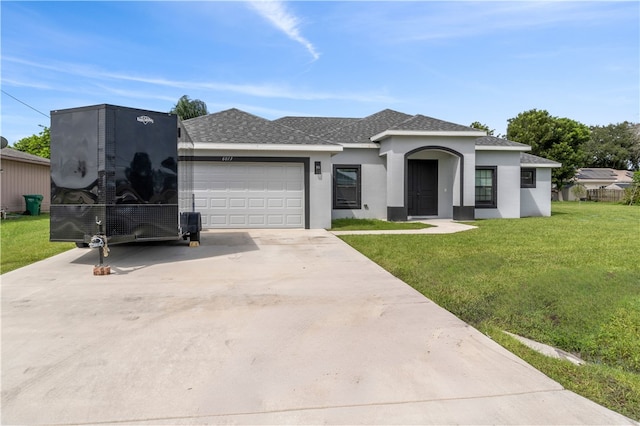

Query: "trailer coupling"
<box><xmin>89</xmin><ymin>235</ymin><xmax>109</xmax><ymax>255</ymax></box>
<box><xmin>91</xmin><ymin>217</ymin><xmax>111</xmax><ymax>275</ymax></box>
<box><xmin>90</xmin><ymin>234</ymin><xmax>111</xmax><ymax>276</ymax></box>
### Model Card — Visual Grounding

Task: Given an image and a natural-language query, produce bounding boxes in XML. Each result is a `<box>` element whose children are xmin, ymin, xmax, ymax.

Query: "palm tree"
<box><xmin>170</xmin><ymin>95</ymin><xmax>208</xmax><ymax>120</ymax></box>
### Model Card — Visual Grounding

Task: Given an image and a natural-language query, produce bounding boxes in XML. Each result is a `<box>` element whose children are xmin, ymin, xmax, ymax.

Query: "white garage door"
<box><xmin>193</xmin><ymin>162</ymin><xmax>305</xmax><ymax>228</ymax></box>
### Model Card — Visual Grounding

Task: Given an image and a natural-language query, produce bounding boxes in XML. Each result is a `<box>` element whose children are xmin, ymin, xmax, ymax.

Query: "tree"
<box><xmin>583</xmin><ymin>122</ymin><xmax>640</xmax><ymax>171</ymax></box>
<box><xmin>13</xmin><ymin>126</ymin><xmax>50</xmax><ymax>159</ymax></box>
<box><xmin>470</xmin><ymin>121</ymin><xmax>494</xmax><ymax>136</ymax></box>
<box><xmin>507</xmin><ymin>109</ymin><xmax>590</xmax><ymax>196</ymax></box>
<box><xmin>170</xmin><ymin>95</ymin><xmax>208</xmax><ymax>120</ymax></box>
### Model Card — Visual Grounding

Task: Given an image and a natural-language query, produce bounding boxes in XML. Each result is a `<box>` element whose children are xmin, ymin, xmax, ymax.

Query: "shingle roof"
<box><xmin>0</xmin><ymin>147</ymin><xmax>50</xmax><ymax>166</ymax></box>
<box><xmin>186</xmin><ymin>108</ymin><xmax>541</xmax><ymax>152</ymax></box>
<box><xmin>576</xmin><ymin>168</ymin><xmax>617</xmax><ymax>180</ymax></box>
<box><xmin>273</xmin><ymin>116</ymin><xmax>359</xmax><ymax>138</ymax></box>
<box><xmin>476</xmin><ymin>136</ymin><xmax>531</xmax><ymax>148</ymax></box>
<box><xmin>323</xmin><ymin>109</ymin><xmax>413</xmax><ymax>144</ymax></box>
<box><xmin>607</xmin><ymin>182</ymin><xmax>632</xmax><ymax>189</ymax></box>
<box><xmin>520</xmin><ymin>152</ymin><xmax>561</xmax><ymax>166</ymax></box>
<box><xmin>575</xmin><ymin>168</ymin><xmax>634</xmax><ymax>182</ymax></box>
<box><xmin>614</xmin><ymin>169</ymin><xmax>634</xmax><ymax>181</ymax></box>
<box><xmin>389</xmin><ymin>114</ymin><xmax>479</xmax><ymax>132</ymax></box>
<box><xmin>182</xmin><ymin>108</ymin><xmax>337</xmax><ymax>145</ymax></box>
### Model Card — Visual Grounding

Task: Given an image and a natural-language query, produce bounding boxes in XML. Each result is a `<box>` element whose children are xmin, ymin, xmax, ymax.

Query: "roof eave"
<box><xmin>521</xmin><ymin>162</ymin><xmax>561</xmax><ymax>168</ymax></box>
<box><xmin>186</xmin><ymin>142</ymin><xmax>343</xmax><ymax>153</ymax></box>
<box><xmin>476</xmin><ymin>145</ymin><xmax>532</xmax><ymax>152</ymax></box>
<box><xmin>371</xmin><ymin>129</ymin><xmax>486</xmax><ymax>142</ymax></box>
<box><xmin>339</xmin><ymin>143</ymin><xmax>380</xmax><ymax>149</ymax></box>
<box><xmin>0</xmin><ymin>154</ymin><xmax>50</xmax><ymax>166</ymax></box>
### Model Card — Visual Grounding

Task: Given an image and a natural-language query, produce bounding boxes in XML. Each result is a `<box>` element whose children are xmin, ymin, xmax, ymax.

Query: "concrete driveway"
<box><xmin>1</xmin><ymin>229</ymin><xmax>636</xmax><ymax>425</ymax></box>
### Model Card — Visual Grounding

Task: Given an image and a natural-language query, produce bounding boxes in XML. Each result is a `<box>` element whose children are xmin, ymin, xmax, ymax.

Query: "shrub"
<box><xmin>621</xmin><ymin>171</ymin><xmax>640</xmax><ymax>205</ymax></box>
<box><xmin>621</xmin><ymin>186</ymin><xmax>640</xmax><ymax>205</ymax></box>
<box><xmin>571</xmin><ymin>183</ymin><xmax>587</xmax><ymax>201</ymax></box>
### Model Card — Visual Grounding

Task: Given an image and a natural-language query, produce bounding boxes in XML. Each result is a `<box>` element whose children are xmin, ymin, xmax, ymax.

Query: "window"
<box><xmin>333</xmin><ymin>165</ymin><xmax>361</xmax><ymax>209</ymax></box>
<box><xmin>475</xmin><ymin>167</ymin><xmax>497</xmax><ymax>208</ymax></box>
<box><xmin>521</xmin><ymin>168</ymin><xmax>536</xmax><ymax>188</ymax></box>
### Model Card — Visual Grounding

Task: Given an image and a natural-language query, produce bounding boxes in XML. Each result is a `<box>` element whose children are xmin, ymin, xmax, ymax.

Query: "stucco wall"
<box><xmin>308</xmin><ymin>152</ymin><xmax>335</xmax><ymax>228</ymax></box>
<box><xmin>521</xmin><ymin>168</ymin><xmax>552</xmax><ymax>217</ymax></box>
<box><xmin>331</xmin><ymin>148</ymin><xmax>387</xmax><ymax>220</ymax></box>
<box><xmin>0</xmin><ymin>158</ymin><xmax>51</xmax><ymax>213</ymax></box>
<box><xmin>379</xmin><ymin>135</ymin><xmax>477</xmax><ymax>216</ymax></box>
<box><xmin>475</xmin><ymin>151</ymin><xmax>521</xmax><ymax>219</ymax></box>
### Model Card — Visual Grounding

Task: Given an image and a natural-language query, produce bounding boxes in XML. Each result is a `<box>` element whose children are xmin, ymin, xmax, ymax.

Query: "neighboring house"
<box><xmin>180</xmin><ymin>108</ymin><xmax>560</xmax><ymax>229</ymax></box>
<box><xmin>562</xmin><ymin>168</ymin><xmax>634</xmax><ymax>201</ymax></box>
<box><xmin>0</xmin><ymin>147</ymin><xmax>51</xmax><ymax>214</ymax></box>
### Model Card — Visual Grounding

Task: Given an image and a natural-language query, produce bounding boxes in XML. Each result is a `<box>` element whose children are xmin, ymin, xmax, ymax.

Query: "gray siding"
<box><xmin>0</xmin><ymin>159</ymin><xmax>51</xmax><ymax>213</ymax></box>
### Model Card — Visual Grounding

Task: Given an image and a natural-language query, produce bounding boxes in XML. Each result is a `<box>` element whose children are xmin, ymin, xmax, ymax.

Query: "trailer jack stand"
<box><xmin>89</xmin><ymin>235</ymin><xmax>111</xmax><ymax>275</ymax></box>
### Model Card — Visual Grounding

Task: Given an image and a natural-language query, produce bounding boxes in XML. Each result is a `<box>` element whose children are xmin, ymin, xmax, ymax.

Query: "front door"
<box><xmin>408</xmin><ymin>159</ymin><xmax>438</xmax><ymax>216</ymax></box>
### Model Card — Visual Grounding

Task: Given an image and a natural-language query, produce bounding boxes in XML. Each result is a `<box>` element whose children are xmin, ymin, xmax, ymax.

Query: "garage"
<box><xmin>193</xmin><ymin>161</ymin><xmax>305</xmax><ymax>229</ymax></box>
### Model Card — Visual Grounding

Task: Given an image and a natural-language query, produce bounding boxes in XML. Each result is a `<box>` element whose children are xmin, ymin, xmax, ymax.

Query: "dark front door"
<box><xmin>408</xmin><ymin>159</ymin><xmax>438</xmax><ymax>216</ymax></box>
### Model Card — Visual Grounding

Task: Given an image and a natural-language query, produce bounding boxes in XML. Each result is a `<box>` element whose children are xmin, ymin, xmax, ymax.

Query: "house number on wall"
<box><xmin>221</xmin><ymin>156</ymin><xmax>234</xmax><ymax>161</ymax></box>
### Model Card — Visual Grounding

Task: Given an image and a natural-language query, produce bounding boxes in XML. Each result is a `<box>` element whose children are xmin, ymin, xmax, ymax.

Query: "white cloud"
<box><xmin>2</xmin><ymin>56</ymin><xmax>393</xmax><ymax>103</ymax></box>
<box><xmin>1</xmin><ymin>78</ymin><xmax>53</xmax><ymax>90</ymax></box>
<box><xmin>349</xmin><ymin>2</ymin><xmax>635</xmax><ymax>44</ymax></box>
<box><xmin>248</xmin><ymin>0</ymin><xmax>320</xmax><ymax>61</ymax></box>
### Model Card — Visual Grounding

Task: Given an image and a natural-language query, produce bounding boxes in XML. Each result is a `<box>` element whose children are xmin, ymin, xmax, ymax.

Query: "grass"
<box><xmin>339</xmin><ymin>202</ymin><xmax>640</xmax><ymax>420</ymax></box>
<box><xmin>490</xmin><ymin>326</ymin><xmax>640</xmax><ymax>417</ymax></box>
<box><xmin>0</xmin><ymin>214</ymin><xmax>75</xmax><ymax>274</ymax></box>
<box><xmin>331</xmin><ymin>218</ymin><xmax>432</xmax><ymax>231</ymax></box>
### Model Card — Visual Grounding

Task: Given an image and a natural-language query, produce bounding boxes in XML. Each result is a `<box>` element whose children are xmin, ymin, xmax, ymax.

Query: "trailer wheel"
<box><xmin>76</xmin><ymin>242</ymin><xmax>89</xmax><ymax>248</ymax></box>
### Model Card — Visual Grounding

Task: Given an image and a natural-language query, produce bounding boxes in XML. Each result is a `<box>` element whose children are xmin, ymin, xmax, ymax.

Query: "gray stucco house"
<box><xmin>179</xmin><ymin>108</ymin><xmax>560</xmax><ymax>229</ymax></box>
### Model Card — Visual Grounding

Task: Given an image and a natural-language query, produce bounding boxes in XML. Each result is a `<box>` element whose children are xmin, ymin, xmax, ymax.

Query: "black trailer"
<box><xmin>50</xmin><ymin>104</ymin><xmax>201</xmax><ymax>262</ymax></box>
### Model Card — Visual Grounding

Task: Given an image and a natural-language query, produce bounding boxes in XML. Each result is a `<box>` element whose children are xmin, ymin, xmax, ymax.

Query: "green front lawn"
<box><xmin>0</xmin><ymin>214</ymin><xmax>75</xmax><ymax>274</ymax></box>
<box><xmin>331</xmin><ymin>218</ymin><xmax>432</xmax><ymax>230</ymax></box>
<box><xmin>339</xmin><ymin>202</ymin><xmax>640</xmax><ymax>420</ymax></box>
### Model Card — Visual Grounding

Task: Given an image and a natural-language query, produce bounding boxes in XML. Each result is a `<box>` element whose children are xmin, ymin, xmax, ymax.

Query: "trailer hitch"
<box><xmin>92</xmin><ymin>218</ymin><xmax>110</xmax><ymax>275</ymax></box>
<box><xmin>89</xmin><ymin>235</ymin><xmax>109</xmax><ymax>256</ymax></box>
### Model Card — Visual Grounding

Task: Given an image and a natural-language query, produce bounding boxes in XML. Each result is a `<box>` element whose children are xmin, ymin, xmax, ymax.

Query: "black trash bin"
<box><xmin>23</xmin><ymin>194</ymin><xmax>44</xmax><ymax>216</ymax></box>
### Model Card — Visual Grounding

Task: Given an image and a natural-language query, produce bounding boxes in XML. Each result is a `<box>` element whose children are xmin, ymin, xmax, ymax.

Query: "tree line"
<box><xmin>9</xmin><ymin>98</ymin><xmax>640</xmax><ymax>196</ymax></box>
<box><xmin>471</xmin><ymin>109</ymin><xmax>639</xmax><ymax>193</ymax></box>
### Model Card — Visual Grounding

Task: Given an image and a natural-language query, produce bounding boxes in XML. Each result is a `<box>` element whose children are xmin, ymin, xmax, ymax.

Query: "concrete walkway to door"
<box><xmin>1</xmin><ymin>229</ymin><xmax>636</xmax><ymax>425</ymax></box>
<box><xmin>330</xmin><ymin>219</ymin><xmax>477</xmax><ymax>235</ymax></box>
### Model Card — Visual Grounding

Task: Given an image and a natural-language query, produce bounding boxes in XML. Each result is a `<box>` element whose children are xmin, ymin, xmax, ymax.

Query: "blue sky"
<box><xmin>1</xmin><ymin>1</ymin><xmax>638</xmax><ymax>144</ymax></box>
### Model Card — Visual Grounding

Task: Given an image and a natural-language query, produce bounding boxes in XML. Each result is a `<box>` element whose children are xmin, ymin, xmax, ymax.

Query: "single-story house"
<box><xmin>562</xmin><ymin>168</ymin><xmax>634</xmax><ymax>201</ymax></box>
<box><xmin>576</xmin><ymin>168</ymin><xmax>634</xmax><ymax>189</ymax></box>
<box><xmin>179</xmin><ymin>108</ymin><xmax>560</xmax><ymax>229</ymax></box>
<box><xmin>0</xmin><ymin>147</ymin><xmax>51</xmax><ymax>214</ymax></box>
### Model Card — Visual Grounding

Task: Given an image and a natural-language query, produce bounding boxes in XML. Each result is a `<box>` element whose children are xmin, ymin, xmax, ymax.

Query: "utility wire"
<box><xmin>1</xmin><ymin>89</ymin><xmax>50</xmax><ymax>119</ymax></box>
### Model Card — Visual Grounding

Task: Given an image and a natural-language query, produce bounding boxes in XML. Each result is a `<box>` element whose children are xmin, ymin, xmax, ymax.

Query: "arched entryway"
<box><xmin>405</xmin><ymin>146</ymin><xmax>471</xmax><ymax>220</ymax></box>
